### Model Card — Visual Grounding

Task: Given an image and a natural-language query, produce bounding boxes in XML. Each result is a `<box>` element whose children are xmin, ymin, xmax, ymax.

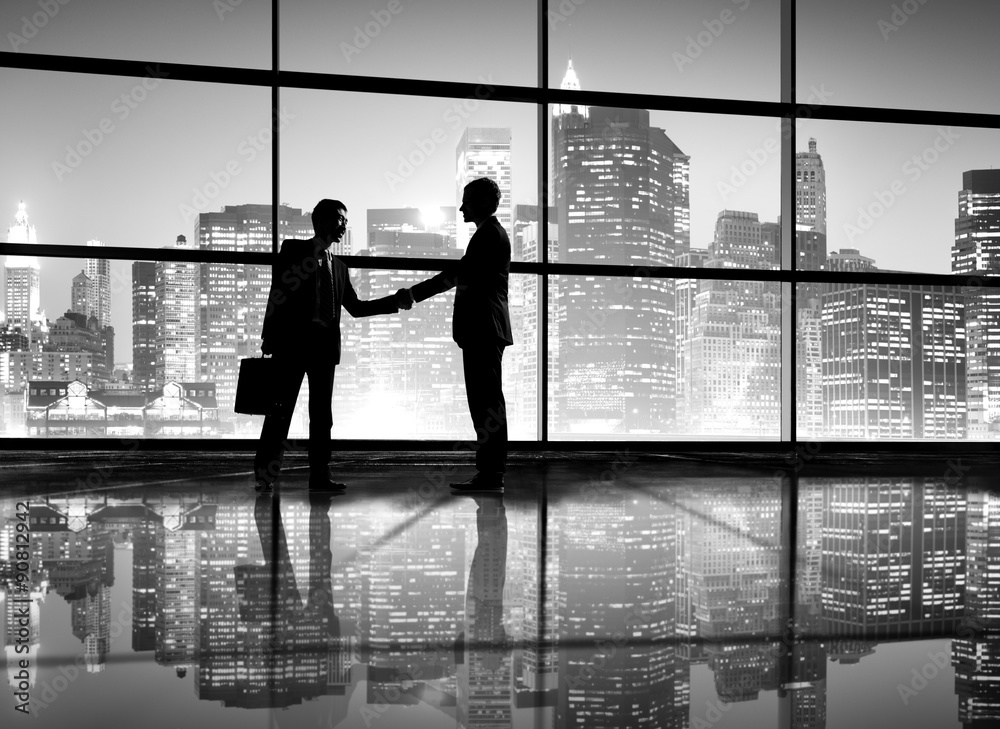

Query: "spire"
<box><xmin>808</xmin><ymin>138</ymin><xmax>817</xmax><ymax>154</ymax></box>
<box><xmin>561</xmin><ymin>59</ymin><xmax>581</xmax><ymax>92</ymax></box>
<box><xmin>6</xmin><ymin>200</ymin><xmax>39</xmax><ymax>267</ymax></box>
<box><xmin>555</xmin><ymin>59</ymin><xmax>588</xmax><ymax>119</ymax></box>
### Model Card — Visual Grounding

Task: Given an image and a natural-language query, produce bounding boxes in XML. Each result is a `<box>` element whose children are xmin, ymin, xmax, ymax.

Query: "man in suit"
<box><xmin>255</xmin><ymin>199</ymin><xmax>406</xmax><ymax>492</ymax></box>
<box><xmin>397</xmin><ymin>178</ymin><xmax>512</xmax><ymax>491</ymax></box>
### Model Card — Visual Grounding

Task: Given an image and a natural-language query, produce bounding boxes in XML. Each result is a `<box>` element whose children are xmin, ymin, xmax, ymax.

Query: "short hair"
<box><xmin>464</xmin><ymin>177</ymin><xmax>501</xmax><ymax>215</ymax></box>
<box><xmin>312</xmin><ymin>199</ymin><xmax>347</xmax><ymax>230</ymax></box>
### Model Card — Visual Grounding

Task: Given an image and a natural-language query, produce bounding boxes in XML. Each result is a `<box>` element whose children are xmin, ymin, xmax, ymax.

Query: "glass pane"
<box><xmin>797</xmin><ymin>0</ymin><xmax>1000</xmax><ymax>115</ymax></box>
<box><xmin>550</xmin><ymin>275</ymin><xmax>784</xmax><ymax>439</ymax></box>
<box><xmin>281</xmin><ymin>90</ymin><xmax>536</xmax><ymax>262</ymax></box>
<box><xmin>1</xmin><ymin>69</ymin><xmax>272</xmax><ymax>251</ymax></box>
<box><xmin>548</xmin><ymin>107</ymin><xmax>781</xmax><ymax>269</ymax></box>
<box><xmin>796</xmin><ymin>281</ymin><xmax>984</xmax><ymax>441</ymax></box>
<box><xmin>0</xmin><ymin>0</ymin><xmax>270</xmax><ymax>68</ymax></box>
<box><xmin>280</xmin><ymin>0</ymin><xmax>535</xmax><ymax>86</ymax></box>
<box><xmin>316</xmin><ymin>271</ymin><xmax>537</xmax><ymax>441</ymax></box>
<box><xmin>548</xmin><ymin>0</ymin><xmax>780</xmax><ymax>101</ymax></box>
<box><xmin>795</xmin><ymin>121</ymin><xmax>998</xmax><ymax>275</ymax></box>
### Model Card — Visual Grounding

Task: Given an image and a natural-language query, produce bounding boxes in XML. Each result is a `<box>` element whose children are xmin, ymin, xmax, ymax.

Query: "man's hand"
<box><xmin>395</xmin><ymin>288</ymin><xmax>414</xmax><ymax>310</ymax></box>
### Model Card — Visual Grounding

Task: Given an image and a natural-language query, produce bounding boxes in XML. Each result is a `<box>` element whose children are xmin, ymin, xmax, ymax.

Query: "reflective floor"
<box><xmin>0</xmin><ymin>450</ymin><xmax>996</xmax><ymax>728</ymax></box>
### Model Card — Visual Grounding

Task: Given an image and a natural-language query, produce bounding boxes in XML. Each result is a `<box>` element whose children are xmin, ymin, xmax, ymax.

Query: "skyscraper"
<box><xmin>455</xmin><ymin>128</ymin><xmax>511</xmax><ymax>250</ymax></box>
<box><xmin>822</xmin><ymin>284</ymin><xmax>966</xmax><ymax>438</ymax></box>
<box><xmin>679</xmin><ymin>211</ymin><xmax>781</xmax><ymax>436</ymax></box>
<box><xmin>952</xmin><ymin>169</ymin><xmax>1000</xmax><ymax>440</ymax></box>
<box><xmin>70</xmin><ymin>270</ymin><xmax>94</xmax><ymax>321</ymax></box>
<box><xmin>796</xmin><ymin>138</ymin><xmax>826</xmax><ymax>235</ymax></box>
<box><xmin>132</xmin><ymin>261</ymin><xmax>157</xmax><ymax>392</ymax></box>
<box><xmin>194</xmin><ymin>204</ymin><xmax>312</xmax><ymax>422</ymax></box>
<box><xmin>4</xmin><ymin>202</ymin><xmax>42</xmax><ymax>350</ymax></box>
<box><xmin>155</xmin><ymin>235</ymin><xmax>199</xmax><ymax>386</ymax></box>
<box><xmin>796</xmin><ymin>139</ymin><xmax>828</xmax><ymax>438</ymax></box>
<box><xmin>358</xmin><ymin>208</ymin><xmax>463</xmax><ymax>437</ymax></box>
<box><xmin>84</xmin><ymin>240</ymin><xmax>112</xmax><ymax>329</ymax></box>
<box><xmin>551</xmin><ymin>62</ymin><xmax>689</xmax><ymax>434</ymax></box>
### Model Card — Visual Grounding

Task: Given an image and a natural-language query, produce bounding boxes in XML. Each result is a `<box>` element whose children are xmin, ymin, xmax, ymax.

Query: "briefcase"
<box><xmin>235</xmin><ymin>356</ymin><xmax>280</xmax><ymax>415</ymax></box>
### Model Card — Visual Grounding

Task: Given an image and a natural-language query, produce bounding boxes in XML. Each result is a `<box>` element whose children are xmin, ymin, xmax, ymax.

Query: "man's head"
<box><xmin>312</xmin><ymin>199</ymin><xmax>348</xmax><ymax>247</ymax></box>
<box><xmin>460</xmin><ymin>177</ymin><xmax>501</xmax><ymax>224</ymax></box>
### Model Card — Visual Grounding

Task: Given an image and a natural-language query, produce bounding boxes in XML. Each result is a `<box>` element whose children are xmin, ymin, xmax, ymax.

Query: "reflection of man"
<box><xmin>460</xmin><ymin>493</ymin><xmax>511</xmax><ymax>725</ymax></box>
<box><xmin>255</xmin><ymin>199</ymin><xmax>405</xmax><ymax>492</ymax></box>
<box><xmin>397</xmin><ymin>178</ymin><xmax>512</xmax><ymax>491</ymax></box>
<box><xmin>231</xmin><ymin>494</ymin><xmax>337</xmax><ymax>708</ymax></box>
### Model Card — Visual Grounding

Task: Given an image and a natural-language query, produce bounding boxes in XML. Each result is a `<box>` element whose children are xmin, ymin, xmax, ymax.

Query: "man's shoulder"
<box><xmin>473</xmin><ymin>217</ymin><xmax>509</xmax><ymax>243</ymax></box>
<box><xmin>278</xmin><ymin>238</ymin><xmax>311</xmax><ymax>252</ymax></box>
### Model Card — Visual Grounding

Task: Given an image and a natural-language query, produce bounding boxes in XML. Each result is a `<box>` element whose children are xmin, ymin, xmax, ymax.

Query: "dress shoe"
<box><xmin>308</xmin><ymin>477</ymin><xmax>347</xmax><ymax>493</ymax></box>
<box><xmin>450</xmin><ymin>472</ymin><xmax>504</xmax><ymax>491</ymax></box>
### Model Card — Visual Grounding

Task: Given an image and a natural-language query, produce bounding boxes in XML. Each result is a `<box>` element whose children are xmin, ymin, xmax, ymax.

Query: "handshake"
<box><xmin>394</xmin><ymin>288</ymin><xmax>414</xmax><ymax>311</ymax></box>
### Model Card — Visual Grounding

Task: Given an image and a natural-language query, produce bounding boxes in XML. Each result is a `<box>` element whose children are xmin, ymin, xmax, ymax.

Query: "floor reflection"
<box><xmin>1</xmin><ymin>460</ymin><xmax>998</xmax><ymax>727</ymax></box>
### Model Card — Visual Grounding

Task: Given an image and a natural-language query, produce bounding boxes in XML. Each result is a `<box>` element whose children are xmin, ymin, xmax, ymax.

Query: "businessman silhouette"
<box><xmin>397</xmin><ymin>178</ymin><xmax>512</xmax><ymax>491</ymax></box>
<box><xmin>255</xmin><ymin>199</ymin><xmax>406</xmax><ymax>492</ymax></box>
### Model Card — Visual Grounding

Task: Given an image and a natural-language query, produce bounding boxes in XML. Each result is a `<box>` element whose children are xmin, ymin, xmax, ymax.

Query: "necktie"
<box><xmin>319</xmin><ymin>251</ymin><xmax>334</xmax><ymax>324</ymax></box>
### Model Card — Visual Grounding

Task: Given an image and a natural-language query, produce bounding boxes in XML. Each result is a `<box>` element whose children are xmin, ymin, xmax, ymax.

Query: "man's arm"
<box><xmin>409</xmin><ymin>264</ymin><xmax>460</xmax><ymax>304</ymax></box>
<box><xmin>340</xmin><ymin>272</ymin><xmax>400</xmax><ymax>318</ymax></box>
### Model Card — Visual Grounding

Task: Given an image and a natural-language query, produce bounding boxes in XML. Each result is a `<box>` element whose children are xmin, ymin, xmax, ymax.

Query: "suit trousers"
<box><xmin>254</xmin><ymin>330</ymin><xmax>337</xmax><ymax>482</ymax></box>
<box><xmin>462</xmin><ymin>342</ymin><xmax>508</xmax><ymax>474</ymax></box>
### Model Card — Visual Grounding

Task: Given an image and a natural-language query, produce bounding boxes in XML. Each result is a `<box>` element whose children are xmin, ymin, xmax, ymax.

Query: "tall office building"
<box><xmin>679</xmin><ymin>211</ymin><xmax>781</xmax><ymax>436</ymax></box>
<box><xmin>795</xmin><ymin>139</ymin><xmax>828</xmax><ymax>438</ymax></box>
<box><xmin>822</xmin><ymin>284</ymin><xmax>966</xmax><ymax>438</ymax></box>
<box><xmin>195</xmin><ymin>204</ymin><xmax>313</xmax><ymax>421</ymax></box>
<box><xmin>952</xmin><ymin>169</ymin><xmax>1000</xmax><ymax>440</ymax></box>
<box><xmin>4</xmin><ymin>202</ymin><xmax>43</xmax><ymax>350</ymax></box>
<box><xmin>552</xmin><ymin>63</ymin><xmax>689</xmax><ymax>434</ymax></box>
<box><xmin>132</xmin><ymin>261</ymin><xmax>157</xmax><ymax>392</ymax></box>
<box><xmin>155</xmin><ymin>235</ymin><xmax>199</xmax><ymax>386</ymax></box>
<box><xmin>84</xmin><ymin>240</ymin><xmax>112</xmax><ymax>329</ymax></box>
<box><xmin>455</xmin><ymin>128</ymin><xmax>511</xmax><ymax>251</ymax></box>
<box><xmin>796</xmin><ymin>138</ymin><xmax>826</xmax><ymax>235</ymax></box>
<box><xmin>70</xmin><ymin>271</ymin><xmax>94</xmax><ymax>321</ymax></box>
<box><xmin>359</xmin><ymin>208</ymin><xmax>464</xmax><ymax>437</ymax></box>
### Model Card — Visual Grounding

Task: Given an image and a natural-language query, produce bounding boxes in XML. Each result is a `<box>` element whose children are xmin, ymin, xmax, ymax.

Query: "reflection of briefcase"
<box><xmin>235</xmin><ymin>357</ymin><xmax>280</xmax><ymax>415</ymax></box>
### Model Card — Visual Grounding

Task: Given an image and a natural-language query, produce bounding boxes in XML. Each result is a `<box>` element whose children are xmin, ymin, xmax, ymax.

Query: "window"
<box><xmin>1</xmin><ymin>2</ymin><xmax>997</xmax><ymax>443</ymax></box>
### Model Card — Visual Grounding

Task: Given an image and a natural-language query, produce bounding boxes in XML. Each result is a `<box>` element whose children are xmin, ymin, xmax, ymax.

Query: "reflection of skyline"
<box><xmin>4</xmin><ymin>474</ymin><xmax>1000</xmax><ymax>725</ymax></box>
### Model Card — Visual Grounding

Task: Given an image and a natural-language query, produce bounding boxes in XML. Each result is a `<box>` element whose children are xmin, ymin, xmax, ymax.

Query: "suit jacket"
<box><xmin>410</xmin><ymin>216</ymin><xmax>513</xmax><ymax>348</ymax></box>
<box><xmin>261</xmin><ymin>238</ymin><xmax>398</xmax><ymax>364</ymax></box>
